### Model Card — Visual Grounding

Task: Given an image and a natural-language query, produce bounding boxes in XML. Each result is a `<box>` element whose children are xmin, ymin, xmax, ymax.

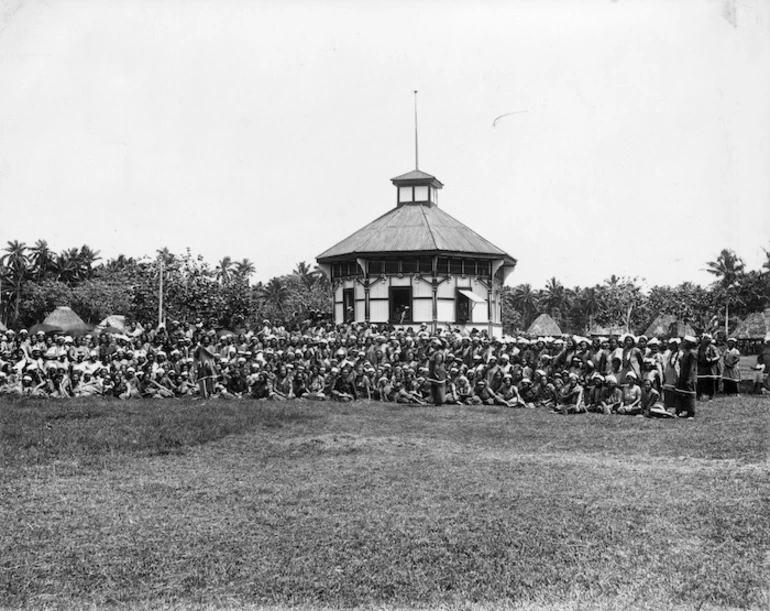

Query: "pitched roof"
<box><xmin>732</xmin><ymin>311</ymin><xmax>768</xmax><ymax>340</ymax></box>
<box><xmin>644</xmin><ymin>314</ymin><xmax>696</xmax><ymax>339</ymax></box>
<box><xmin>42</xmin><ymin>306</ymin><xmax>90</xmax><ymax>333</ymax></box>
<box><xmin>587</xmin><ymin>323</ymin><xmax>628</xmax><ymax>337</ymax></box>
<box><xmin>317</xmin><ymin>203</ymin><xmax>516</xmax><ymax>263</ymax></box>
<box><xmin>526</xmin><ymin>313</ymin><xmax>562</xmax><ymax>336</ymax></box>
<box><xmin>390</xmin><ymin>169</ymin><xmax>443</xmax><ymax>186</ymax></box>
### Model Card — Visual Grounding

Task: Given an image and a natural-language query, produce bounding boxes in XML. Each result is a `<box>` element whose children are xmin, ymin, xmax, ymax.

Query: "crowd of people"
<box><xmin>1</xmin><ymin>319</ymin><xmax>766</xmax><ymax>419</ymax></box>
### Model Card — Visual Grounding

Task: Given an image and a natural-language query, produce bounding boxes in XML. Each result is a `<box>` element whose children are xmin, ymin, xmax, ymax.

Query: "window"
<box><xmin>418</xmin><ymin>258</ymin><xmax>433</xmax><ymax>273</ymax></box>
<box><xmin>384</xmin><ymin>260</ymin><xmax>399</xmax><ymax>274</ymax></box>
<box><xmin>402</xmin><ymin>259</ymin><xmax>418</xmax><ymax>274</ymax></box>
<box><xmin>449</xmin><ymin>259</ymin><xmax>463</xmax><ymax>275</ymax></box>
<box><xmin>436</xmin><ymin>258</ymin><xmax>449</xmax><ymax>274</ymax></box>
<box><xmin>477</xmin><ymin>261</ymin><xmax>491</xmax><ymax>277</ymax></box>
<box><xmin>389</xmin><ymin>287</ymin><xmax>412</xmax><ymax>323</ymax></box>
<box><xmin>414</xmin><ymin>185</ymin><xmax>429</xmax><ymax>201</ymax></box>
<box><xmin>343</xmin><ymin>288</ymin><xmax>355</xmax><ymax>323</ymax></box>
<box><xmin>369</xmin><ymin>260</ymin><xmax>383</xmax><ymax>275</ymax></box>
<box><xmin>399</xmin><ymin>186</ymin><xmax>412</xmax><ymax>203</ymax></box>
<box><xmin>456</xmin><ymin>290</ymin><xmax>471</xmax><ymax>324</ymax></box>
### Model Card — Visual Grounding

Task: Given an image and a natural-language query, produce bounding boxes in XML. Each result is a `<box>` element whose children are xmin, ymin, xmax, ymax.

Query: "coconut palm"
<box><xmin>233</xmin><ymin>258</ymin><xmax>256</xmax><ymax>284</ymax></box>
<box><xmin>509</xmin><ymin>283</ymin><xmax>539</xmax><ymax>328</ymax></box>
<box><xmin>705</xmin><ymin>249</ymin><xmax>745</xmax><ymax>335</ymax></box>
<box><xmin>293</xmin><ymin>260</ymin><xmax>319</xmax><ymax>290</ymax></box>
<box><xmin>78</xmin><ymin>245</ymin><xmax>101</xmax><ymax>279</ymax></box>
<box><xmin>1</xmin><ymin>240</ymin><xmax>29</xmax><ymax>322</ymax></box>
<box><xmin>216</xmin><ymin>256</ymin><xmax>233</xmax><ymax>285</ymax></box>
<box><xmin>259</xmin><ymin>278</ymin><xmax>289</xmax><ymax>313</ymax></box>
<box><xmin>541</xmin><ymin>277</ymin><xmax>567</xmax><ymax>319</ymax></box>
<box><xmin>29</xmin><ymin>239</ymin><xmax>53</xmax><ymax>279</ymax></box>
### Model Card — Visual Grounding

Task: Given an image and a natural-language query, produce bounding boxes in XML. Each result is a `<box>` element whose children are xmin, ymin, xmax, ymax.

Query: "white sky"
<box><xmin>0</xmin><ymin>0</ymin><xmax>768</xmax><ymax>289</ymax></box>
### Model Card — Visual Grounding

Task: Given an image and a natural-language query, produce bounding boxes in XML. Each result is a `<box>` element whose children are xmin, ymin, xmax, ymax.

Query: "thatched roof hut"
<box><xmin>732</xmin><ymin>311</ymin><xmax>768</xmax><ymax>340</ymax></box>
<box><xmin>587</xmin><ymin>323</ymin><xmax>627</xmax><ymax>337</ymax></box>
<box><xmin>644</xmin><ymin>314</ymin><xmax>696</xmax><ymax>339</ymax></box>
<box><xmin>42</xmin><ymin>306</ymin><xmax>90</xmax><ymax>334</ymax></box>
<box><xmin>96</xmin><ymin>315</ymin><xmax>128</xmax><ymax>333</ymax></box>
<box><xmin>526</xmin><ymin>313</ymin><xmax>562</xmax><ymax>336</ymax></box>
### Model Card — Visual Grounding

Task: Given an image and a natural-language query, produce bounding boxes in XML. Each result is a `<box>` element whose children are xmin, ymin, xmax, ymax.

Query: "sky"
<box><xmin>0</xmin><ymin>0</ymin><xmax>768</xmax><ymax>290</ymax></box>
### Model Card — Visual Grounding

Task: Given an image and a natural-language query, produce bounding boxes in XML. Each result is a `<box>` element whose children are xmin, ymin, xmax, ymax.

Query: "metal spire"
<box><xmin>414</xmin><ymin>90</ymin><xmax>419</xmax><ymax>170</ymax></box>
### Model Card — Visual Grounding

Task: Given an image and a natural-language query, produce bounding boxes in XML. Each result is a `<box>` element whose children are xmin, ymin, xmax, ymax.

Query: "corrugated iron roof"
<box><xmin>317</xmin><ymin>203</ymin><xmax>516</xmax><ymax>263</ymax></box>
<box><xmin>390</xmin><ymin>169</ymin><xmax>440</xmax><ymax>183</ymax></box>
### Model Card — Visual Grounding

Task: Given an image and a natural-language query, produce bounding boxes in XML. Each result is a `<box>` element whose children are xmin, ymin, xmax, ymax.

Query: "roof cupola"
<box><xmin>391</xmin><ymin>169</ymin><xmax>443</xmax><ymax>207</ymax></box>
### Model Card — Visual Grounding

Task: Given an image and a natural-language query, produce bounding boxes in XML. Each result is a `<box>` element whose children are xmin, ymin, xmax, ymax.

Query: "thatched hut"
<box><xmin>732</xmin><ymin>310</ymin><xmax>769</xmax><ymax>354</ymax></box>
<box><xmin>96</xmin><ymin>315</ymin><xmax>128</xmax><ymax>333</ymax></box>
<box><xmin>644</xmin><ymin>314</ymin><xmax>696</xmax><ymax>339</ymax></box>
<box><xmin>587</xmin><ymin>323</ymin><xmax>627</xmax><ymax>337</ymax></box>
<box><xmin>42</xmin><ymin>306</ymin><xmax>90</xmax><ymax>335</ymax></box>
<box><xmin>526</xmin><ymin>313</ymin><xmax>562</xmax><ymax>337</ymax></box>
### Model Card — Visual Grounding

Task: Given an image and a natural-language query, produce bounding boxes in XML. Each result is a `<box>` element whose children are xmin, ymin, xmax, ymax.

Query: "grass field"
<box><xmin>1</xmin><ymin>395</ymin><xmax>768</xmax><ymax>610</ymax></box>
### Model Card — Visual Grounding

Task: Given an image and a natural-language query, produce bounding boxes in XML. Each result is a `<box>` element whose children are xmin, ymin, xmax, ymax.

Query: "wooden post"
<box><xmin>158</xmin><ymin>257</ymin><xmax>164</xmax><ymax>327</ymax></box>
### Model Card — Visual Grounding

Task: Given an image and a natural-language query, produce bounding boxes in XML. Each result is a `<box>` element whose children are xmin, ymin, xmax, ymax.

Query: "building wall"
<box><xmin>332</xmin><ymin>271</ymin><xmax>505</xmax><ymax>331</ymax></box>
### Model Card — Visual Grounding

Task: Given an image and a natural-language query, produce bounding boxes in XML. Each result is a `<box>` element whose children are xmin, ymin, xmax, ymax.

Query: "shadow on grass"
<box><xmin>0</xmin><ymin>397</ymin><xmax>321</xmax><ymax>472</ymax></box>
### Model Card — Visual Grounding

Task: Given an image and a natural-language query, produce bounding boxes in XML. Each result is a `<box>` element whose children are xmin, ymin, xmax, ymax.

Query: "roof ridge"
<box><xmin>417</xmin><ymin>203</ymin><xmax>439</xmax><ymax>250</ymax></box>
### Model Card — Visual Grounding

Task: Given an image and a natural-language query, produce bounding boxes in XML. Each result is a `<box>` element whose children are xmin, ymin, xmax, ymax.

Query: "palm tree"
<box><xmin>541</xmin><ymin>277</ymin><xmax>567</xmax><ymax>319</ymax></box>
<box><xmin>509</xmin><ymin>283</ymin><xmax>539</xmax><ymax>328</ymax></box>
<box><xmin>29</xmin><ymin>239</ymin><xmax>53</xmax><ymax>279</ymax></box>
<box><xmin>577</xmin><ymin>285</ymin><xmax>603</xmax><ymax>330</ymax></box>
<box><xmin>78</xmin><ymin>245</ymin><xmax>101</xmax><ymax>279</ymax></box>
<box><xmin>705</xmin><ymin>248</ymin><xmax>745</xmax><ymax>335</ymax></box>
<box><xmin>233</xmin><ymin>258</ymin><xmax>256</xmax><ymax>284</ymax></box>
<box><xmin>1</xmin><ymin>240</ymin><xmax>29</xmax><ymax>322</ymax></box>
<box><xmin>216</xmin><ymin>256</ymin><xmax>233</xmax><ymax>285</ymax></box>
<box><xmin>102</xmin><ymin>254</ymin><xmax>136</xmax><ymax>272</ymax></box>
<box><xmin>50</xmin><ymin>249</ymin><xmax>81</xmax><ymax>284</ymax></box>
<box><xmin>259</xmin><ymin>277</ymin><xmax>289</xmax><ymax>313</ymax></box>
<box><xmin>293</xmin><ymin>260</ymin><xmax>319</xmax><ymax>290</ymax></box>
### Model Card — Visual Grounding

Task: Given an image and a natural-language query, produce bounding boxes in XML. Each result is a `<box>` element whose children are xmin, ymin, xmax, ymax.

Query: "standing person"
<box><xmin>676</xmin><ymin>336</ymin><xmax>698</xmax><ymax>419</ymax></box>
<box><xmin>619</xmin><ymin>334</ymin><xmax>643</xmax><ymax>386</ymax></box>
<box><xmin>696</xmin><ymin>333</ymin><xmax>720</xmax><ymax>401</ymax></box>
<box><xmin>428</xmin><ymin>350</ymin><xmax>447</xmax><ymax>406</ymax></box>
<box><xmin>193</xmin><ymin>336</ymin><xmax>217</xmax><ymax>399</ymax></box>
<box><xmin>662</xmin><ymin>338</ymin><xmax>681</xmax><ymax>413</ymax></box>
<box><xmin>721</xmin><ymin>337</ymin><xmax>741</xmax><ymax>395</ymax></box>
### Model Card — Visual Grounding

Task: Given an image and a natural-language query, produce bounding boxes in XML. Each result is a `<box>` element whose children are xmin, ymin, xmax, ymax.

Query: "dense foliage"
<box><xmin>1</xmin><ymin>240</ymin><xmax>768</xmax><ymax>334</ymax></box>
<box><xmin>0</xmin><ymin>241</ymin><xmax>330</xmax><ymax>330</ymax></box>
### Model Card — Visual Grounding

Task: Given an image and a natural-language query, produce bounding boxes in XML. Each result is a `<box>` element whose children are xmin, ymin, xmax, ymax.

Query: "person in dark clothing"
<box><xmin>676</xmin><ymin>336</ymin><xmax>698</xmax><ymax>419</ymax></box>
<box><xmin>428</xmin><ymin>350</ymin><xmax>447</xmax><ymax>406</ymax></box>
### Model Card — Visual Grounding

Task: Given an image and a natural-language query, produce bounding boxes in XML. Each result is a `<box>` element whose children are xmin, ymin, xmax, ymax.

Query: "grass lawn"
<box><xmin>1</xmin><ymin>395</ymin><xmax>768</xmax><ymax>610</ymax></box>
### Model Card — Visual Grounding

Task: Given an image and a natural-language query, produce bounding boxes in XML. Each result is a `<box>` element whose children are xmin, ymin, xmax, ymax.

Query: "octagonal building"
<box><xmin>316</xmin><ymin>168</ymin><xmax>516</xmax><ymax>336</ymax></box>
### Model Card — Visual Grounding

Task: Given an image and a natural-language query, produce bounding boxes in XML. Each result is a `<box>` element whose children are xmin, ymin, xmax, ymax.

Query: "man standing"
<box><xmin>721</xmin><ymin>337</ymin><xmax>741</xmax><ymax>395</ymax></box>
<box><xmin>428</xmin><ymin>350</ymin><xmax>447</xmax><ymax>406</ymax></box>
<box><xmin>676</xmin><ymin>336</ymin><xmax>698</xmax><ymax>419</ymax></box>
<box><xmin>696</xmin><ymin>333</ymin><xmax>720</xmax><ymax>401</ymax></box>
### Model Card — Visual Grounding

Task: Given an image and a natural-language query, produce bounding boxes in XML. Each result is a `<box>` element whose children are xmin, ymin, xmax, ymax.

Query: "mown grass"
<box><xmin>0</xmin><ymin>396</ymin><xmax>768</xmax><ymax>610</ymax></box>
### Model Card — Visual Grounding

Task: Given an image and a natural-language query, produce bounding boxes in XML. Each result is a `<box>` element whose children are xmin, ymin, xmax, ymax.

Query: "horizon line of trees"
<box><xmin>503</xmin><ymin>246</ymin><xmax>770</xmax><ymax>336</ymax></box>
<box><xmin>0</xmin><ymin>240</ymin><xmax>330</xmax><ymax>330</ymax></box>
<box><xmin>1</xmin><ymin>240</ymin><xmax>768</xmax><ymax>334</ymax></box>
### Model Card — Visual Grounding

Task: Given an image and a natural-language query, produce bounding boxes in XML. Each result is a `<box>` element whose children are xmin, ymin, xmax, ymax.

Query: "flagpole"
<box><xmin>158</xmin><ymin>256</ymin><xmax>164</xmax><ymax>327</ymax></box>
<box><xmin>414</xmin><ymin>90</ymin><xmax>419</xmax><ymax>170</ymax></box>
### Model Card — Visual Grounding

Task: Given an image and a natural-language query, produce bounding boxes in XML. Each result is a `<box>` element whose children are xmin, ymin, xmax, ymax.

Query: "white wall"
<box><xmin>413</xmin><ymin>299</ymin><xmax>432</xmax><ymax>322</ymax></box>
<box><xmin>370</xmin><ymin>300</ymin><xmax>389</xmax><ymax>322</ymax></box>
